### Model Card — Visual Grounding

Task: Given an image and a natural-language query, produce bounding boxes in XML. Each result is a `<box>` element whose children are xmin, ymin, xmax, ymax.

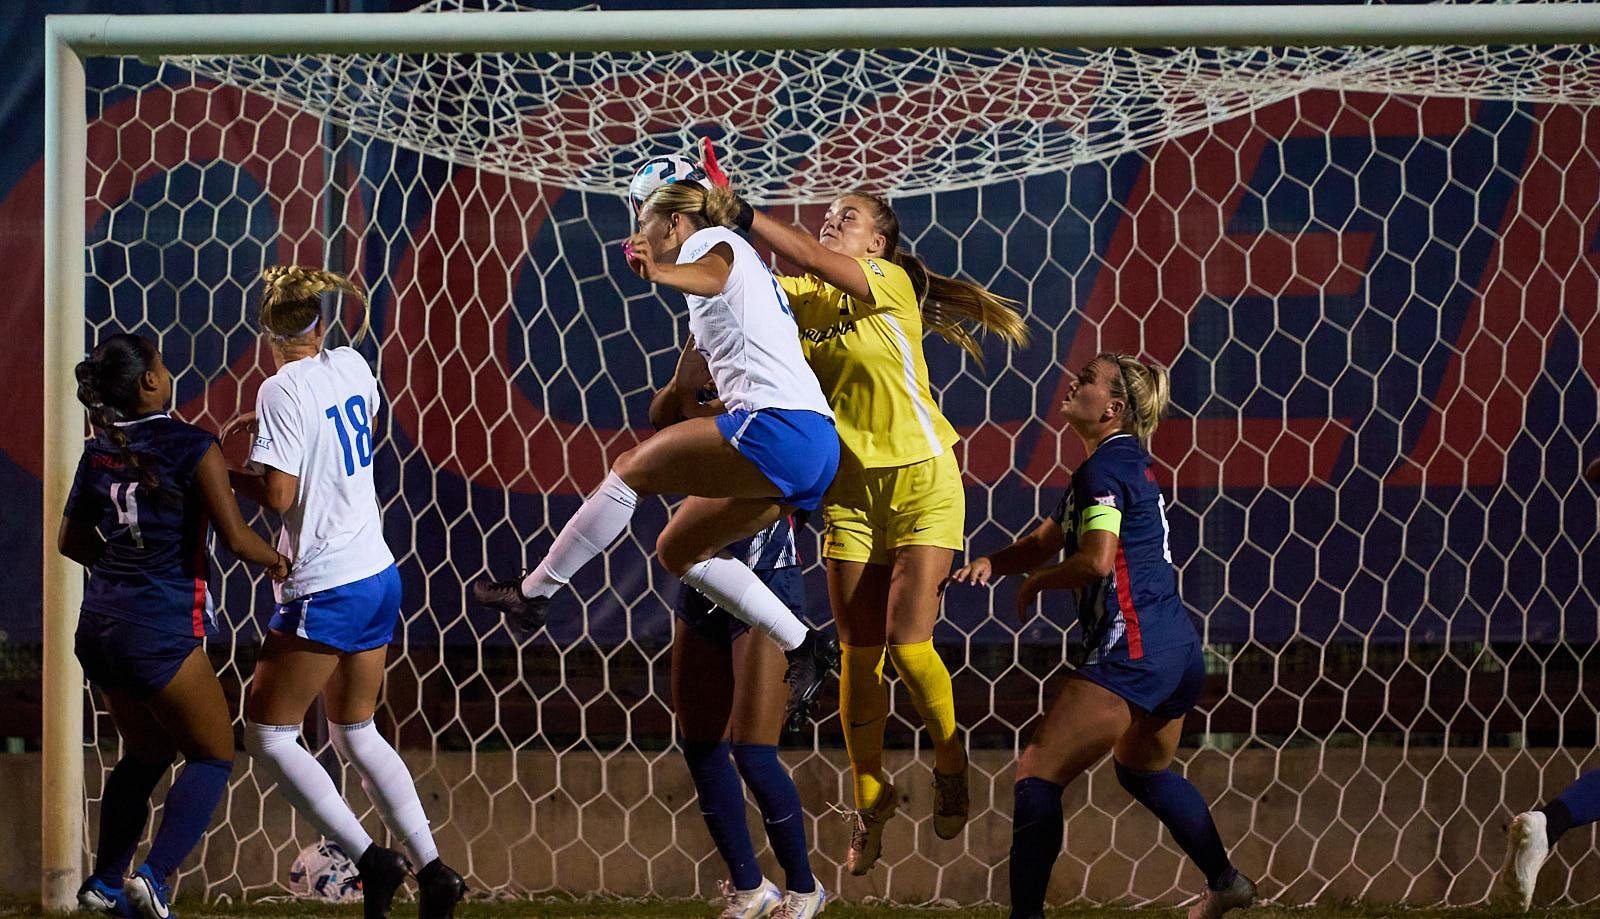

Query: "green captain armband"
<box><xmin>1078</xmin><ymin>504</ymin><xmax>1122</xmax><ymax>536</ymax></box>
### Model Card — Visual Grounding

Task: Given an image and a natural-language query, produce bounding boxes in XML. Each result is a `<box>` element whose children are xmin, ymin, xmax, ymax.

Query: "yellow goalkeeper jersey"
<box><xmin>779</xmin><ymin>256</ymin><xmax>959</xmax><ymax>469</ymax></box>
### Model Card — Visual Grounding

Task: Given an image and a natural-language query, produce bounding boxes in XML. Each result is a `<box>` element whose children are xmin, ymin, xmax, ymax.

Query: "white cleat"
<box><xmin>717</xmin><ymin>877</ymin><xmax>782</xmax><ymax>919</ymax></box>
<box><xmin>1187</xmin><ymin>872</ymin><xmax>1256</xmax><ymax>919</ymax></box>
<box><xmin>1500</xmin><ymin>811</ymin><xmax>1551</xmax><ymax>911</ymax></box>
<box><xmin>772</xmin><ymin>885</ymin><xmax>827</xmax><ymax>919</ymax></box>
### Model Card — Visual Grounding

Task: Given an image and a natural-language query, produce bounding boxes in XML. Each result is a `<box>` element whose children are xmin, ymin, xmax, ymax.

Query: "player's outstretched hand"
<box><xmin>700</xmin><ymin>137</ymin><xmax>730</xmax><ymax>188</ymax></box>
<box><xmin>220</xmin><ymin>410</ymin><xmax>258</xmax><ymax>471</ymax></box>
<box><xmin>625</xmin><ymin>233</ymin><xmax>654</xmax><ymax>279</ymax></box>
<box><xmin>941</xmin><ymin>556</ymin><xmax>993</xmax><ymax>594</ymax></box>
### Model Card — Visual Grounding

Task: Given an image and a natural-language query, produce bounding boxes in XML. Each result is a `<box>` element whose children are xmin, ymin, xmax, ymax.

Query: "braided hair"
<box><xmin>74</xmin><ymin>333</ymin><xmax>173</xmax><ymax>500</ymax></box>
<box><xmin>258</xmin><ymin>265</ymin><xmax>370</xmax><ymax>344</ymax></box>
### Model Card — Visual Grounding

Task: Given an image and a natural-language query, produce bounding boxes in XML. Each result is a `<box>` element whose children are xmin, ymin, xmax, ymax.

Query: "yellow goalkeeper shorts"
<box><xmin>820</xmin><ymin>449</ymin><xmax>965</xmax><ymax>565</ymax></box>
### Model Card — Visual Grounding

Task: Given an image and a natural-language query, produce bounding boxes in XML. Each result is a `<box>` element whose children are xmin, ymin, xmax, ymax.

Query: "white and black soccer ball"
<box><xmin>287</xmin><ymin>839</ymin><xmax>363</xmax><ymax>903</ymax></box>
<box><xmin>628</xmin><ymin>154</ymin><xmax>707</xmax><ymax>216</ymax></box>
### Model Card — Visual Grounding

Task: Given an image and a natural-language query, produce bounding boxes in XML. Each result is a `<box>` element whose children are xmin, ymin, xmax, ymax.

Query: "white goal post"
<box><xmin>42</xmin><ymin>3</ymin><xmax>1600</xmax><ymax>911</ymax></box>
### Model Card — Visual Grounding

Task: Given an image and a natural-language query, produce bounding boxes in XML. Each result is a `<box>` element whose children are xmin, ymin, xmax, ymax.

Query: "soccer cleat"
<box><xmin>472</xmin><ymin>576</ymin><xmax>549</xmax><ymax>638</ymax></box>
<box><xmin>782</xmin><ymin>630</ymin><xmax>839</xmax><ymax>734</ymax></box>
<box><xmin>77</xmin><ymin>876</ymin><xmax>130</xmax><ymax>916</ymax></box>
<box><xmin>355</xmin><ymin>844</ymin><xmax>410</xmax><ymax>919</ymax></box>
<box><xmin>772</xmin><ymin>885</ymin><xmax>827</xmax><ymax>919</ymax></box>
<box><xmin>1500</xmin><ymin>811</ymin><xmax>1551</xmax><ymax>911</ymax></box>
<box><xmin>124</xmin><ymin>865</ymin><xmax>172</xmax><ymax>919</ymax></box>
<box><xmin>842</xmin><ymin>783</ymin><xmax>899</xmax><ymax>876</ymax></box>
<box><xmin>1186</xmin><ymin>871</ymin><xmax>1256</xmax><ymax>919</ymax></box>
<box><xmin>416</xmin><ymin>858</ymin><xmax>467</xmax><ymax>919</ymax></box>
<box><xmin>717</xmin><ymin>877</ymin><xmax>782</xmax><ymax>919</ymax></box>
<box><xmin>931</xmin><ymin>758</ymin><xmax>970</xmax><ymax>840</ymax></box>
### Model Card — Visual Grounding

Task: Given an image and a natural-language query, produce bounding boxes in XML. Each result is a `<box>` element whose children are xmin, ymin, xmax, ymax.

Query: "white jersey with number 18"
<box><xmin>250</xmin><ymin>346</ymin><xmax>395</xmax><ymax>603</ymax></box>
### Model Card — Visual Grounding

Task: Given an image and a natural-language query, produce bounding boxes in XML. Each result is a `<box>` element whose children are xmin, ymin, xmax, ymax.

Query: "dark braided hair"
<box><xmin>74</xmin><ymin>333</ymin><xmax>173</xmax><ymax>500</ymax></box>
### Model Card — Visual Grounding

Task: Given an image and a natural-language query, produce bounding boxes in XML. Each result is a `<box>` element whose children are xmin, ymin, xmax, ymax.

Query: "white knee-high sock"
<box><xmin>328</xmin><ymin>718</ymin><xmax>439</xmax><ymax>867</ymax></box>
<box><xmin>245</xmin><ymin>722</ymin><xmax>373</xmax><ymax>858</ymax></box>
<box><xmin>521</xmin><ymin>471</ymin><xmax>638</xmax><ymax>598</ymax></box>
<box><xmin>681</xmin><ymin>556</ymin><xmax>808</xmax><ymax>651</ymax></box>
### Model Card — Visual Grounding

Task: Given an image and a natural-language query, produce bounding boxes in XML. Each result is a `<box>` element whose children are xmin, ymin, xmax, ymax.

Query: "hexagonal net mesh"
<box><xmin>73</xmin><ymin>2</ymin><xmax>1600</xmax><ymax>910</ymax></box>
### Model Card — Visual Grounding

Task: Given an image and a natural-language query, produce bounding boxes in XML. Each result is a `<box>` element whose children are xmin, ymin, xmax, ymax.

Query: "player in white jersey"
<box><xmin>227</xmin><ymin>266</ymin><xmax>466</xmax><ymax>919</ymax></box>
<box><xmin>474</xmin><ymin>180</ymin><xmax>842</xmax><ymax>733</ymax></box>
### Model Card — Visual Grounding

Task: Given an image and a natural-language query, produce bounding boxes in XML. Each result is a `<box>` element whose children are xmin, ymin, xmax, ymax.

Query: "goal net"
<box><xmin>59</xmin><ymin>0</ymin><xmax>1600</xmax><ymax>908</ymax></box>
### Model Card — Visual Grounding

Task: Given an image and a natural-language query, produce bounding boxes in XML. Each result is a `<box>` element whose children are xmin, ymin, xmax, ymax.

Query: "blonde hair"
<box><xmin>1100</xmin><ymin>352</ymin><xmax>1171</xmax><ymax>446</ymax></box>
<box><xmin>639</xmin><ymin>181</ymin><xmax>745</xmax><ymax>229</ymax></box>
<box><xmin>258</xmin><ymin>265</ymin><xmax>370</xmax><ymax>345</ymax></box>
<box><xmin>848</xmin><ymin>191</ymin><xmax>1030</xmax><ymax>365</ymax></box>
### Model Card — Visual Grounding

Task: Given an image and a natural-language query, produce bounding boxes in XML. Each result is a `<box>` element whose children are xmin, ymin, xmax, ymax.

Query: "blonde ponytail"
<box><xmin>258</xmin><ymin>265</ymin><xmax>370</xmax><ymax>345</ymax></box>
<box><xmin>1101</xmin><ymin>352</ymin><xmax>1170</xmax><ymax>446</ymax></box>
<box><xmin>638</xmin><ymin>181</ymin><xmax>746</xmax><ymax>231</ymax></box>
<box><xmin>852</xmin><ymin>191</ymin><xmax>1029</xmax><ymax>366</ymax></box>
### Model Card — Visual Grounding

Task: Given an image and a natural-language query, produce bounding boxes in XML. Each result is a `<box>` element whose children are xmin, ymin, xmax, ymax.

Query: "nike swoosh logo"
<box><xmin>911</xmin><ymin>526</ymin><xmax>931</xmax><ymax>533</ymax></box>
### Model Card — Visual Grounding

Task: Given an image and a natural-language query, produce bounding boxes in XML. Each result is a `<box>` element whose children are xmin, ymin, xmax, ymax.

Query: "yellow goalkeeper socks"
<box><xmin>840</xmin><ymin>642</ymin><xmax>891</xmax><ymax>809</ymax></box>
<box><xmin>887</xmin><ymin>639</ymin><xmax>964</xmax><ymax>775</ymax></box>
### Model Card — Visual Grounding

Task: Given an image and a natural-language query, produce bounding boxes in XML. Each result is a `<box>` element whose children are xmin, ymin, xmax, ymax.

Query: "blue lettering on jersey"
<box><xmin>325</xmin><ymin>395</ymin><xmax>374</xmax><ymax>476</ymax></box>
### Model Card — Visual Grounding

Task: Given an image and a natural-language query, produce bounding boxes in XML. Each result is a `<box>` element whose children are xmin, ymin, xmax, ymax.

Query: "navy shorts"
<box><xmin>716</xmin><ymin>408</ymin><xmax>840</xmax><ymax>512</ymax></box>
<box><xmin>270</xmin><ymin>565</ymin><xmax>401</xmax><ymax>653</ymax></box>
<box><xmin>75</xmin><ymin>611</ymin><xmax>202</xmax><ymax>698</ymax></box>
<box><xmin>675</xmin><ymin>565</ymin><xmax>804</xmax><ymax>647</ymax></box>
<box><xmin>1074</xmin><ymin>640</ymin><xmax>1206</xmax><ymax>719</ymax></box>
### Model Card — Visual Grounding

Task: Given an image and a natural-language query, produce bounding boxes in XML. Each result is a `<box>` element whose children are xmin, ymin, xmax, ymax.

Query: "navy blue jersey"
<box><xmin>64</xmin><ymin>414</ymin><xmax>219</xmax><ymax>637</ymax></box>
<box><xmin>1052</xmin><ymin>433</ymin><xmax>1195</xmax><ymax>662</ymax></box>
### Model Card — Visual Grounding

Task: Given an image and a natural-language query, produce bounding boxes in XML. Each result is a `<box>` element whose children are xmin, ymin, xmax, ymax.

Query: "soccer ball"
<box><xmin>628</xmin><ymin>154</ymin><xmax>706</xmax><ymax>216</ymax></box>
<box><xmin>287</xmin><ymin>839</ymin><xmax>363</xmax><ymax>903</ymax></box>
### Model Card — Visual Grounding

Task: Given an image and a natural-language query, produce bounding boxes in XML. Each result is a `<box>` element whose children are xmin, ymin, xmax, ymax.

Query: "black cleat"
<box><xmin>356</xmin><ymin>844</ymin><xmax>410</xmax><ymax>919</ymax></box>
<box><xmin>472</xmin><ymin>576</ymin><xmax>549</xmax><ymax>637</ymax></box>
<box><xmin>782</xmin><ymin>629</ymin><xmax>840</xmax><ymax>734</ymax></box>
<box><xmin>417</xmin><ymin>858</ymin><xmax>467</xmax><ymax>919</ymax></box>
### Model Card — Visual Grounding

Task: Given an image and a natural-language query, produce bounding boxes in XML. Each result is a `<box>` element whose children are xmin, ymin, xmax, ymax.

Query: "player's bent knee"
<box><xmin>656</xmin><ymin>534</ymin><xmax>710</xmax><ymax>577</ymax></box>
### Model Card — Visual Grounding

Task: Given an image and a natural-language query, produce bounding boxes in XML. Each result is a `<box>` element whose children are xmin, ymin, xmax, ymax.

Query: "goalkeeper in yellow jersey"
<box><xmin>702</xmin><ymin>141</ymin><xmax>1030</xmax><ymax>873</ymax></box>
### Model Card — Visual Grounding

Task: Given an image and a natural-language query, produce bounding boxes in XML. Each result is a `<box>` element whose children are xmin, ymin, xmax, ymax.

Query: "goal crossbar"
<box><xmin>46</xmin><ymin>5</ymin><xmax>1600</xmax><ymax>55</ymax></box>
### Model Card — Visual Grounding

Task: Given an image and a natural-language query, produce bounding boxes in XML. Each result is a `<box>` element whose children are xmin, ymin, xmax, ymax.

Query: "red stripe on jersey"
<box><xmin>1114</xmin><ymin>543</ymin><xmax>1143</xmax><ymax>660</ymax></box>
<box><xmin>190</xmin><ymin>519</ymin><xmax>210</xmax><ymax>637</ymax></box>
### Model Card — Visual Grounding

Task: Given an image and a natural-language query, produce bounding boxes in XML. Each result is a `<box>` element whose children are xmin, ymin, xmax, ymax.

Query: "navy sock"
<box><xmin>141</xmin><ymin>758</ymin><xmax>232</xmax><ymax>884</ymax></box>
<box><xmin>92</xmin><ymin>757</ymin><xmax>170</xmax><ymax>886</ymax></box>
<box><xmin>1008</xmin><ymin>777</ymin><xmax>1064</xmax><ymax>919</ymax></box>
<box><xmin>1540</xmin><ymin>768</ymin><xmax>1600</xmax><ymax>847</ymax></box>
<box><xmin>683</xmin><ymin>740</ymin><xmax>761</xmax><ymax>891</ymax></box>
<box><xmin>733</xmin><ymin>743</ymin><xmax>815</xmax><ymax>894</ymax></box>
<box><xmin>1114</xmin><ymin>761</ymin><xmax>1236</xmax><ymax>890</ymax></box>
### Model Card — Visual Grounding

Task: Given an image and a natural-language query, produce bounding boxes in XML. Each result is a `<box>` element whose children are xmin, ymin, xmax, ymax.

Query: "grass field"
<box><xmin>5</xmin><ymin>898</ymin><xmax>1599</xmax><ymax>918</ymax></box>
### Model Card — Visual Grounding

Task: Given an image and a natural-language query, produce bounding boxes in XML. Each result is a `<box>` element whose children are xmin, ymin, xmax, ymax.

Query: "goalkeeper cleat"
<box><xmin>772</xmin><ymin>885</ymin><xmax>827</xmax><ymax>919</ymax></box>
<box><xmin>1499</xmin><ymin>811</ymin><xmax>1550</xmax><ymax>912</ymax></box>
<box><xmin>781</xmin><ymin>629</ymin><xmax>839</xmax><ymax>734</ymax></box>
<box><xmin>717</xmin><ymin>877</ymin><xmax>781</xmax><ymax>919</ymax></box>
<box><xmin>124</xmin><ymin>865</ymin><xmax>171</xmax><ymax>919</ymax></box>
<box><xmin>931</xmin><ymin>757</ymin><xmax>970</xmax><ymax>840</ymax></box>
<box><xmin>77</xmin><ymin>876</ymin><xmax>129</xmax><ymax>916</ymax></box>
<box><xmin>355</xmin><ymin>844</ymin><xmax>410</xmax><ymax>919</ymax></box>
<box><xmin>1186</xmin><ymin>871</ymin><xmax>1256</xmax><ymax>919</ymax></box>
<box><xmin>841</xmin><ymin>785</ymin><xmax>898</xmax><ymax>876</ymax></box>
<box><xmin>417</xmin><ymin>858</ymin><xmax>467</xmax><ymax>919</ymax></box>
<box><xmin>472</xmin><ymin>576</ymin><xmax>549</xmax><ymax>638</ymax></box>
